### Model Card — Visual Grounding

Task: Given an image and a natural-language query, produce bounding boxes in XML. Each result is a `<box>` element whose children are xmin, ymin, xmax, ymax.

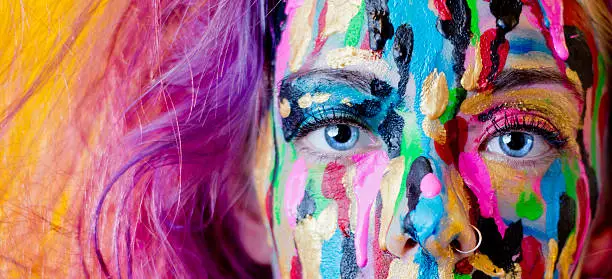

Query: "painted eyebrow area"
<box><xmin>492</xmin><ymin>68</ymin><xmax>584</xmax><ymax>103</ymax></box>
<box><xmin>279</xmin><ymin>68</ymin><xmax>376</xmax><ymax>96</ymax></box>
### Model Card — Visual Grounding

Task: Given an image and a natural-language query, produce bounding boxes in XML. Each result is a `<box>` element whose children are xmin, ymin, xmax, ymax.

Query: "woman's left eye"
<box><xmin>485</xmin><ymin>131</ymin><xmax>552</xmax><ymax>158</ymax></box>
<box><xmin>302</xmin><ymin>124</ymin><xmax>378</xmax><ymax>153</ymax></box>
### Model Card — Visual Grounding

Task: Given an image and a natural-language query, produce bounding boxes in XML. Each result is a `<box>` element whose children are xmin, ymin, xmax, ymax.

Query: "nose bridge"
<box><xmin>384</xmin><ymin>155</ymin><xmax>477</xmax><ymax>260</ymax></box>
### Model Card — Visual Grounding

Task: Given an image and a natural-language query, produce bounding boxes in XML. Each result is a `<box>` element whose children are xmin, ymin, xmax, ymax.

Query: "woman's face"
<box><xmin>257</xmin><ymin>0</ymin><xmax>605</xmax><ymax>278</ymax></box>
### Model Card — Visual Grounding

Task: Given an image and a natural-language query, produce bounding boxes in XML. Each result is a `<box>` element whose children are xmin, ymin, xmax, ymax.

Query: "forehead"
<box><xmin>275</xmin><ymin>0</ymin><xmax>591</xmax><ymax>88</ymax></box>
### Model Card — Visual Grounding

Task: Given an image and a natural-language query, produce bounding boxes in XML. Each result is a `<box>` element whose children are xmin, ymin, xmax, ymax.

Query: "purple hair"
<box><xmin>88</xmin><ymin>0</ymin><xmax>273</xmax><ymax>277</ymax></box>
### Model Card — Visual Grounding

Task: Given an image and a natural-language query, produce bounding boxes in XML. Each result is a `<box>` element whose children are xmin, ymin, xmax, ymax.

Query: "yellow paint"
<box><xmin>387</xmin><ymin>258</ymin><xmax>420</xmax><ymax>279</ymax></box>
<box><xmin>254</xmin><ymin>114</ymin><xmax>274</xmax><ymax>223</ymax></box>
<box><xmin>378</xmin><ymin>156</ymin><xmax>405</xmax><ymax>250</ymax></box>
<box><xmin>316</xmin><ymin>202</ymin><xmax>339</xmax><ymax>241</ymax></box>
<box><xmin>312</xmin><ymin>92</ymin><xmax>332</xmax><ymax>104</ymax></box>
<box><xmin>289</xmin><ymin>0</ymin><xmax>316</xmax><ymax>72</ymax></box>
<box><xmin>324</xmin><ymin>0</ymin><xmax>362</xmax><ymax>36</ymax></box>
<box><xmin>326</xmin><ymin>47</ymin><xmax>379</xmax><ymax>69</ymax></box>
<box><xmin>469</xmin><ymin>253</ymin><xmax>506</xmax><ymax>277</ymax></box>
<box><xmin>557</xmin><ymin>233</ymin><xmax>577</xmax><ymax>279</ymax></box>
<box><xmin>345</xmin><ymin>165</ymin><xmax>358</xmax><ymax>234</ymax></box>
<box><xmin>461</xmin><ymin>45</ymin><xmax>483</xmax><ymax>91</ymax></box>
<box><xmin>544</xmin><ymin>239</ymin><xmax>559</xmax><ymax>279</ymax></box>
<box><xmin>280</xmin><ymin>98</ymin><xmax>292</xmax><ymax>118</ymax></box>
<box><xmin>422</xmin><ymin>118</ymin><xmax>447</xmax><ymax>145</ymax></box>
<box><xmin>421</xmin><ymin>69</ymin><xmax>449</xmax><ymax>120</ymax></box>
<box><xmin>298</xmin><ymin>93</ymin><xmax>314</xmax><ymax>108</ymax></box>
<box><xmin>341</xmin><ymin>97</ymin><xmax>353</xmax><ymax>107</ymax></box>
<box><xmin>294</xmin><ymin>203</ymin><xmax>339</xmax><ymax>279</ymax></box>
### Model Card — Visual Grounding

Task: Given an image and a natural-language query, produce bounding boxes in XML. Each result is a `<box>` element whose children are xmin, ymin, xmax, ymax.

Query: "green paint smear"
<box><xmin>272</xmin><ymin>138</ymin><xmax>286</xmax><ymax>226</ymax></box>
<box><xmin>591</xmin><ymin>54</ymin><xmax>607</xmax><ymax>169</ymax></box>
<box><xmin>440</xmin><ymin>88</ymin><xmax>467</xmax><ymax>124</ymax></box>
<box><xmin>561</xmin><ymin>157</ymin><xmax>580</xmax><ymax>200</ymax></box>
<box><xmin>516</xmin><ymin>191</ymin><xmax>544</xmax><ymax>221</ymax></box>
<box><xmin>307</xmin><ymin>165</ymin><xmax>331</xmax><ymax>218</ymax></box>
<box><xmin>396</xmin><ymin>112</ymin><xmax>423</xmax><ymax>213</ymax></box>
<box><xmin>454</xmin><ymin>274</ymin><xmax>472</xmax><ymax>279</ymax></box>
<box><xmin>344</xmin><ymin>0</ymin><xmax>365</xmax><ymax>47</ymax></box>
<box><xmin>466</xmin><ymin>0</ymin><xmax>481</xmax><ymax>46</ymax></box>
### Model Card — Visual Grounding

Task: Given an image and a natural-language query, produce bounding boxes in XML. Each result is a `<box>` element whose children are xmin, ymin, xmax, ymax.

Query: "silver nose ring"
<box><xmin>453</xmin><ymin>225</ymin><xmax>482</xmax><ymax>254</ymax></box>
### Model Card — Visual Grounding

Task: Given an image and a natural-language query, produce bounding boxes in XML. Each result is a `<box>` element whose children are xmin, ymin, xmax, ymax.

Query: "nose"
<box><xmin>382</xmin><ymin>156</ymin><xmax>479</xmax><ymax>264</ymax></box>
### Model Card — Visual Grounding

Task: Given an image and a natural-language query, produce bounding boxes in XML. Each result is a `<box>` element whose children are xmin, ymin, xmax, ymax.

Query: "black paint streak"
<box><xmin>477</xmin><ymin>218</ymin><xmax>523</xmax><ymax>272</ymax></box>
<box><xmin>365</xmin><ymin>0</ymin><xmax>394</xmax><ymax>51</ymax></box>
<box><xmin>564</xmin><ymin>26</ymin><xmax>594</xmax><ymax>90</ymax></box>
<box><xmin>377</xmin><ymin>108</ymin><xmax>404</xmax><ymax>158</ymax></box>
<box><xmin>472</xmin><ymin>270</ymin><xmax>492</xmax><ymax>279</ymax></box>
<box><xmin>393</xmin><ymin>24</ymin><xmax>414</xmax><ymax>96</ymax></box>
<box><xmin>557</xmin><ymin>193</ymin><xmax>576</xmax><ymax>261</ymax></box>
<box><xmin>370</xmin><ymin>78</ymin><xmax>393</xmax><ymax>98</ymax></box>
<box><xmin>489</xmin><ymin>0</ymin><xmax>523</xmax><ymax>33</ymax></box>
<box><xmin>353</xmin><ymin>99</ymin><xmax>383</xmax><ymax>118</ymax></box>
<box><xmin>402</xmin><ymin>156</ymin><xmax>433</xmax><ymax>239</ymax></box>
<box><xmin>438</xmin><ymin>0</ymin><xmax>472</xmax><ymax>85</ymax></box>
<box><xmin>487</xmin><ymin>30</ymin><xmax>508</xmax><ymax>83</ymax></box>
<box><xmin>341</xmin><ymin>232</ymin><xmax>359</xmax><ymax>279</ymax></box>
<box><xmin>296</xmin><ymin>190</ymin><xmax>316</xmax><ymax>223</ymax></box>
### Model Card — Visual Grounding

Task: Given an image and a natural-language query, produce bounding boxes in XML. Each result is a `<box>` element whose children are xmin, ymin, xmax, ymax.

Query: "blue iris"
<box><xmin>324</xmin><ymin>125</ymin><xmax>359</xmax><ymax>151</ymax></box>
<box><xmin>499</xmin><ymin>132</ymin><xmax>534</xmax><ymax>157</ymax></box>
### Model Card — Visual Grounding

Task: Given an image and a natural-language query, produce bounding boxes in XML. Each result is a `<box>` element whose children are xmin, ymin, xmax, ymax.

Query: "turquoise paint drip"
<box><xmin>320</xmin><ymin>229</ymin><xmax>343</xmax><ymax>278</ymax></box>
<box><xmin>540</xmin><ymin>159</ymin><xmax>566</xmax><ymax>240</ymax></box>
<box><xmin>409</xmin><ymin>196</ymin><xmax>444</xmax><ymax>242</ymax></box>
<box><xmin>414</xmin><ymin>248</ymin><xmax>440</xmax><ymax>279</ymax></box>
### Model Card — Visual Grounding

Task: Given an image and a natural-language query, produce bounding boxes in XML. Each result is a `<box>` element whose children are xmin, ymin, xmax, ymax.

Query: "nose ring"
<box><xmin>453</xmin><ymin>225</ymin><xmax>482</xmax><ymax>254</ymax></box>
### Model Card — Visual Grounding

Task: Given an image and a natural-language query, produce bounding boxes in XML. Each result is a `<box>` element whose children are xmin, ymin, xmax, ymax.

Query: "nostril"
<box><xmin>449</xmin><ymin>238</ymin><xmax>462</xmax><ymax>251</ymax></box>
<box><xmin>403</xmin><ymin>237</ymin><xmax>418</xmax><ymax>254</ymax></box>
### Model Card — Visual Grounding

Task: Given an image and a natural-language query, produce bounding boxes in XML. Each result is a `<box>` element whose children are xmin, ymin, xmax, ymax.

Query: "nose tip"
<box><xmin>384</xmin><ymin>156</ymin><xmax>479</xmax><ymax>261</ymax></box>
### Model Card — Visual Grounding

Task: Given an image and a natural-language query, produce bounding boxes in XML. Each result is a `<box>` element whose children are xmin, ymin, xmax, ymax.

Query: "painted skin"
<box><xmin>255</xmin><ymin>0</ymin><xmax>607</xmax><ymax>278</ymax></box>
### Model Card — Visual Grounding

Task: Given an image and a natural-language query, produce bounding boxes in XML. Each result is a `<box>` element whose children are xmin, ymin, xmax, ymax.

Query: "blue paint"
<box><xmin>414</xmin><ymin>248</ymin><xmax>440</xmax><ymax>279</ymax></box>
<box><xmin>507</xmin><ymin>36</ymin><xmax>553</xmax><ymax>55</ymax></box>
<box><xmin>409</xmin><ymin>196</ymin><xmax>444</xmax><ymax>242</ymax></box>
<box><xmin>320</xmin><ymin>229</ymin><xmax>343</xmax><ymax>279</ymax></box>
<box><xmin>540</xmin><ymin>159</ymin><xmax>566</xmax><ymax>240</ymax></box>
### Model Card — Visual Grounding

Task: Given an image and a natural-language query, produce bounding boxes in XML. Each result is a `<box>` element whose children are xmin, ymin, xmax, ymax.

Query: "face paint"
<box><xmin>262</xmin><ymin>0</ymin><xmax>608</xmax><ymax>278</ymax></box>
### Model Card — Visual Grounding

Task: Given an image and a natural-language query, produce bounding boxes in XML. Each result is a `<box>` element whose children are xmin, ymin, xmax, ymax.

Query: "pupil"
<box><xmin>330</xmin><ymin>125</ymin><xmax>352</xmax><ymax>143</ymax></box>
<box><xmin>504</xmin><ymin>132</ymin><xmax>526</xmax><ymax>150</ymax></box>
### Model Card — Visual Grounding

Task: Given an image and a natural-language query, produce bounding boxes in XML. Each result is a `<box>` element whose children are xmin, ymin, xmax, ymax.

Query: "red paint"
<box><xmin>290</xmin><ymin>255</ymin><xmax>302</xmax><ymax>279</ymax></box>
<box><xmin>373</xmin><ymin>202</ymin><xmax>393</xmax><ymax>279</ymax></box>
<box><xmin>322</xmin><ymin>162</ymin><xmax>351</xmax><ymax>236</ymax></box>
<box><xmin>302</xmin><ymin>2</ymin><xmax>328</xmax><ymax>69</ymax></box>
<box><xmin>478</xmin><ymin>29</ymin><xmax>509</xmax><ymax>91</ymax></box>
<box><xmin>519</xmin><ymin>236</ymin><xmax>546</xmax><ymax>279</ymax></box>
<box><xmin>454</xmin><ymin>257</ymin><xmax>473</xmax><ymax>274</ymax></box>
<box><xmin>521</xmin><ymin>0</ymin><xmax>567</xmax><ymax>72</ymax></box>
<box><xmin>434</xmin><ymin>118</ymin><xmax>468</xmax><ymax>165</ymax></box>
<box><xmin>434</xmin><ymin>0</ymin><xmax>452</xmax><ymax>20</ymax></box>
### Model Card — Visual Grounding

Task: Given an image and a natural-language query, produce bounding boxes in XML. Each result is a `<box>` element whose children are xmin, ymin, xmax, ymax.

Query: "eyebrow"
<box><xmin>279</xmin><ymin>68</ymin><xmax>375</xmax><ymax>98</ymax></box>
<box><xmin>492</xmin><ymin>68</ymin><xmax>584</xmax><ymax>103</ymax></box>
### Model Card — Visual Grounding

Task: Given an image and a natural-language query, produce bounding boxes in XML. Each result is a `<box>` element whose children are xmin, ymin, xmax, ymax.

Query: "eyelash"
<box><xmin>294</xmin><ymin>107</ymin><xmax>369</xmax><ymax>139</ymax></box>
<box><xmin>484</xmin><ymin>112</ymin><xmax>568</xmax><ymax>148</ymax></box>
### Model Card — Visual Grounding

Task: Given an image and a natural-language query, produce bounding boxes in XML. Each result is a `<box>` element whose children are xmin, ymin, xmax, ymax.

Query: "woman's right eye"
<box><xmin>301</xmin><ymin>124</ymin><xmax>378</xmax><ymax>153</ymax></box>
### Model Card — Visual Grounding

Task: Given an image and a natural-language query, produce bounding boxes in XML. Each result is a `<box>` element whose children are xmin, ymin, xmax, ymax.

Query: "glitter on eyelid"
<box><xmin>280</xmin><ymin>98</ymin><xmax>291</xmax><ymax>118</ymax></box>
<box><xmin>422</xmin><ymin>118</ymin><xmax>447</xmax><ymax>145</ymax></box>
<box><xmin>297</xmin><ymin>93</ymin><xmax>313</xmax><ymax>108</ymax></box>
<box><xmin>420</xmin><ymin>69</ymin><xmax>449</xmax><ymax>120</ymax></box>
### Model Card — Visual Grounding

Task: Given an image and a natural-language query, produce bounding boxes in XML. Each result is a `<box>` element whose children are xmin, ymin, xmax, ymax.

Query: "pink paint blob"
<box><xmin>284</xmin><ymin>157</ymin><xmax>308</xmax><ymax>228</ymax></box>
<box><xmin>540</xmin><ymin>0</ymin><xmax>569</xmax><ymax>60</ymax></box>
<box><xmin>351</xmin><ymin>150</ymin><xmax>389</xmax><ymax>268</ymax></box>
<box><xmin>420</xmin><ymin>173</ymin><xmax>442</xmax><ymax>198</ymax></box>
<box><xmin>273</xmin><ymin>0</ymin><xmax>305</xmax><ymax>91</ymax></box>
<box><xmin>458</xmin><ymin>152</ymin><xmax>508</xmax><ymax>237</ymax></box>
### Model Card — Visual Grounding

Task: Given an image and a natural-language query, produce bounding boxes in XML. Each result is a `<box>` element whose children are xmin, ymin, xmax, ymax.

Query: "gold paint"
<box><xmin>326</xmin><ymin>47</ymin><xmax>379</xmax><ymax>69</ymax></box>
<box><xmin>345</xmin><ymin>164</ymin><xmax>358</xmax><ymax>234</ymax></box>
<box><xmin>544</xmin><ymin>239</ymin><xmax>559</xmax><ymax>279</ymax></box>
<box><xmin>324</xmin><ymin>0</ymin><xmax>361</xmax><ymax>36</ymax></box>
<box><xmin>316</xmin><ymin>202</ymin><xmax>339</xmax><ymax>241</ymax></box>
<box><xmin>459</xmin><ymin>88</ymin><xmax>580</xmax><ymax>145</ymax></box>
<box><xmin>387</xmin><ymin>258</ymin><xmax>420</xmax><ymax>279</ymax></box>
<box><xmin>280</xmin><ymin>98</ymin><xmax>291</xmax><ymax>118</ymax></box>
<box><xmin>565</xmin><ymin>68</ymin><xmax>583</xmax><ymax>91</ymax></box>
<box><xmin>341</xmin><ymin>97</ymin><xmax>353</xmax><ymax>107</ymax></box>
<box><xmin>294</xmin><ymin>215</ymin><xmax>323</xmax><ymax>279</ymax></box>
<box><xmin>312</xmin><ymin>92</ymin><xmax>331</xmax><ymax>104</ymax></box>
<box><xmin>289</xmin><ymin>0</ymin><xmax>316</xmax><ymax>72</ymax></box>
<box><xmin>461</xmin><ymin>45</ymin><xmax>483</xmax><ymax>91</ymax></box>
<box><xmin>274</xmin><ymin>220</ymin><xmax>299</xmax><ymax>278</ymax></box>
<box><xmin>298</xmin><ymin>93</ymin><xmax>313</xmax><ymax>108</ymax></box>
<box><xmin>421</xmin><ymin>69</ymin><xmax>449</xmax><ymax>120</ymax></box>
<box><xmin>378</xmin><ymin>156</ymin><xmax>405</xmax><ymax>250</ymax></box>
<box><xmin>507</xmin><ymin>52</ymin><xmax>559</xmax><ymax>70</ymax></box>
<box><xmin>504</xmin><ymin>263</ymin><xmax>522</xmax><ymax>279</ymax></box>
<box><xmin>557</xmin><ymin>233</ymin><xmax>577</xmax><ymax>279</ymax></box>
<box><xmin>422</xmin><ymin>118</ymin><xmax>447</xmax><ymax>145</ymax></box>
<box><xmin>469</xmin><ymin>253</ymin><xmax>506</xmax><ymax>277</ymax></box>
